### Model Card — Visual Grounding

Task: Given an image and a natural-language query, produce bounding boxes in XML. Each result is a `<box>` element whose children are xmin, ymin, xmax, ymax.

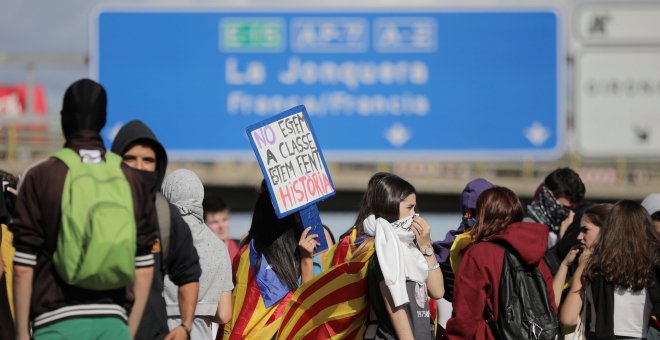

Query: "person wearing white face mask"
<box><xmin>358</xmin><ymin>173</ymin><xmax>444</xmax><ymax>340</ymax></box>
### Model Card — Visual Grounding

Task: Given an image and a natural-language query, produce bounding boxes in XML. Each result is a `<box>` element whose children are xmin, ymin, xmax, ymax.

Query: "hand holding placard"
<box><xmin>246</xmin><ymin>105</ymin><xmax>335</xmax><ymax>254</ymax></box>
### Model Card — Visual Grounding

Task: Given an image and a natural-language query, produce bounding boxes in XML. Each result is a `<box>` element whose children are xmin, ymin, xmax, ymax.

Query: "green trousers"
<box><xmin>33</xmin><ymin>317</ymin><xmax>129</xmax><ymax>340</ymax></box>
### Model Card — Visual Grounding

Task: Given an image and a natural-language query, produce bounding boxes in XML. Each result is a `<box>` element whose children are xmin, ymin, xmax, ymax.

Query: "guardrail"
<box><xmin>1</xmin><ymin>115</ymin><xmax>659</xmax><ymax>199</ymax></box>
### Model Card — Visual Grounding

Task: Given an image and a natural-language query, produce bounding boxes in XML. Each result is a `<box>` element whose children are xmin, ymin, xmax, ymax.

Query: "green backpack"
<box><xmin>52</xmin><ymin>148</ymin><xmax>136</xmax><ymax>290</ymax></box>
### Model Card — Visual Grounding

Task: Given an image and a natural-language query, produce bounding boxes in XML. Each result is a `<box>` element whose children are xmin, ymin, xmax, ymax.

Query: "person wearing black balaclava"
<box><xmin>112</xmin><ymin>120</ymin><xmax>201</xmax><ymax>340</ymax></box>
<box><xmin>10</xmin><ymin>79</ymin><xmax>158</xmax><ymax>340</ymax></box>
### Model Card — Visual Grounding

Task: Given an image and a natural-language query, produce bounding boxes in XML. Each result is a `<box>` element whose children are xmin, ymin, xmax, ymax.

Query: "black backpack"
<box><xmin>484</xmin><ymin>243</ymin><xmax>559</xmax><ymax>340</ymax></box>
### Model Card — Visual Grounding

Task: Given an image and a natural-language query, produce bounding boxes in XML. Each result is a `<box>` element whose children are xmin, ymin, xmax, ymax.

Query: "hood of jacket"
<box><xmin>488</xmin><ymin>222</ymin><xmax>549</xmax><ymax>266</ymax></box>
<box><xmin>460</xmin><ymin>178</ymin><xmax>495</xmax><ymax>214</ymax></box>
<box><xmin>60</xmin><ymin>78</ymin><xmax>107</xmax><ymax>140</ymax></box>
<box><xmin>110</xmin><ymin>119</ymin><xmax>168</xmax><ymax>193</ymax></box>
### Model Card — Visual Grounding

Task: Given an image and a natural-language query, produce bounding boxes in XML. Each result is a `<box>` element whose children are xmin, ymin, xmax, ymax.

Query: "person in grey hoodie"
<box><xmin>161</xmin><ymin>169</ymin><xmax>234</xmax><ymax>339</ymax></box>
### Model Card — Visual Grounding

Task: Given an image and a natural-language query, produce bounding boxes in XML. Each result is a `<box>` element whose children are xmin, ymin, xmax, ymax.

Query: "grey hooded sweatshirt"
<box><xmin>161</xmin><ymin>169</ymin><xmax>233</xmax><ymax>336</ymax></box>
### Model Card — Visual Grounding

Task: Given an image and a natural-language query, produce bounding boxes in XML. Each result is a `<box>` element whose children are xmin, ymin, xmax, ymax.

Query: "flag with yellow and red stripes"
<box><xmin>221</xmin><ymin>245</ymin><xmax>293</xmax><ymax>340</ymax></box>
<box><xmin>323</xmin><ymin>227</ymin><xmax>360</xmax><ymax>270</ymax></box>
<box><xmin>278</xmin><ymin>244</ymin><xmax>375</xmax><ymax>339</ymax></box>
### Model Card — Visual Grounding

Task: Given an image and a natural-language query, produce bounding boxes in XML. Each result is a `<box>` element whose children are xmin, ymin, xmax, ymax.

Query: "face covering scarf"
<box><xmin>527</xmin><ymin>185</ymin><xmax>570</xmax><ymax>233</ymax></box>
<box><xmin>363</xmin><ymin>214</ymin><xmax>428</xmax><ymax>307</ymax></box>
<box><xmin>135</xmin><ymin>169</ymin><xmax>159</xmax><ymax>196</ymax></box>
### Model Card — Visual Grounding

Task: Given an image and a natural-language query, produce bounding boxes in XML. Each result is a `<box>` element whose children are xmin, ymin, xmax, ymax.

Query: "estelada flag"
<box><xmin>278</xmin><ymin>243</ymin><xmax>375</xmax><ymax>340</ymax></box>
<box><xmin>323</xmin><ymin>227</ymin><xmax>360</xmax><ymax>270</ymax></box>
<box><xmin>221</xmin><ymin>245</ymin><xmax>293</xmax><ymax>340</ymax></box>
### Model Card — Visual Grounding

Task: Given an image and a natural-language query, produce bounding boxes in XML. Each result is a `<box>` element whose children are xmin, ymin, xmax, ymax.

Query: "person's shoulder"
<box><xmin>204</xmin><ymin>227</ymin><xmax>228</xmax><ymax>252</ymax></box>
<box><xmin>522</xmin><ymin>215</ymin><xmax>537</xmax><ymax>223</ymax></box>
<box><xmin>167</xmin><ymin>213</ymin><xmax>201</xmax><ymax>266</ymax></box>
<box><xmin>17</xmin><ymin>157</ymin><xmax>62</xmax><ymax>189</ymax></box>
<box><xmin>23</xmin><ymin>157</ymin><xmax>59</xmax><ymax>177</ymax></box>
<box><xmin>170</xmin><ymin>209</ymin><xmax>188</xmax><ymax>228</ymax></box>
<box><xmin>463</xmin><ymin>241</ymin><xmax>504</xmax><ymax>262</ymax></box>
<box><xmin>466</xmin><ymin>241</ymin><xmax>500</xmax><ymax>252</ymax></box>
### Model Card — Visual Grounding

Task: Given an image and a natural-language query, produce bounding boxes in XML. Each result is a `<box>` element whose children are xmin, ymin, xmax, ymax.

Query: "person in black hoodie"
<box><xmin>112</xmin><ymin>119</ymin><xmax>201</xmax><ymax>340</ymax></box>
<box><xmin>11</xmin><ymin>79</ymin><xmax>158</xmax><ymax>340</ymax></box>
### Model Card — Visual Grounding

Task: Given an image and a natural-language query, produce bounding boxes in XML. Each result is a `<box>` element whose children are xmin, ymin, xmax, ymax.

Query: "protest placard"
<box><xmin>247</xmin><ymin>105</ymin><xmax>335</xmax><ymax>218</ymax></box>
<box><xmin>247</xmin><ymin>105</ymin><xmax>334</xmax><ymax>253</ymax></box>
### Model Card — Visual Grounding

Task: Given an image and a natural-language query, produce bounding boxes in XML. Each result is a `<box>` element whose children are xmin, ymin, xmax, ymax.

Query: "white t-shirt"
<box><xmin>586</xmin><ymin>285</ymin><xmax>652</xmax><ymax>338</ymax></box>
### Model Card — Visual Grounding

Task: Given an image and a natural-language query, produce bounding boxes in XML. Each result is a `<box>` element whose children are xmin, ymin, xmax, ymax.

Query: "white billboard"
<box><xmin>575</xmin><ymin>50</ymin><xmax>660</xmax><ymax>157</ymax></box>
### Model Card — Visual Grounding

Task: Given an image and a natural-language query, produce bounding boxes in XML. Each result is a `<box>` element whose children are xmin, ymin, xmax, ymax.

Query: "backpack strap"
<box><xmin>54</xmin><ymin>149</ymin><xmax>123</xmax><ymax>168</ymax></box>
<box><xmin>38</xmin><ymin>149</ymin><xmax>82</xmax><ymax>263</ymax></box>
<box><xmin>483</xmin><ymin>305</ymin><xmax>502</xmax><ymax>338</ymax></box>
<box><xmin>104</xmin><ymin>151</ymin><xmax>123</xmax><ymax>167</ymax></box>
<box><xmin>155</xmin><ymin>193</ymin><xmax>171</xmax><ymax>266</ymax></box>
<box><xmin>488</xmin><ymin>240</ymin><xmax>518</xmax><ymax>260</ymax></box>
<box><xmin>543</xmin><ymin>246</ymin><xmax>561</xmax><ymax>276</ymax></box>
<box><xmin>53</xmin><ymin>148</ymin><xmax>82</xmax><ymax>168</ymax></box>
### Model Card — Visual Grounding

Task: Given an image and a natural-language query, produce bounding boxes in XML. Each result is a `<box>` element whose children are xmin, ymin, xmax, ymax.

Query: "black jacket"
<box><xmin>138</xmin><ymin>209</ymin><xmax>199</xmax><ymax>339</ymax></box>
<box><xmin>111</xmin><ymin>120</ymin><xmax>201</xmax><ymax>340</ymax></box>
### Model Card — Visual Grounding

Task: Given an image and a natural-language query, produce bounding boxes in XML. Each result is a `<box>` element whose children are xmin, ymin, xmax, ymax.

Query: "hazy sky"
<box><xmin>1</xmin><ymin>0</ymin><xmax>119</xmax><ymax>109</ymax></box>
<box><xmin>0</xmin><ymin>0</ymin><xmax>87</xmax><ymax>52</ymax></box>
<box><xmin>0</xmin><ymin>0</ymin><xmax>632</xmax><ymax>112</ymax></box>
<box><xmin>0</xmin><ymin>0</ymin><xmax>215</xmax><ymax>109</ymax></box>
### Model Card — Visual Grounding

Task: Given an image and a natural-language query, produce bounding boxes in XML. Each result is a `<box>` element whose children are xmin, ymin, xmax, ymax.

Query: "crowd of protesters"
<box><xmin>1</xmin><ymin>78</ymin><xmax>660</xmax><ymax>340</ymax></box>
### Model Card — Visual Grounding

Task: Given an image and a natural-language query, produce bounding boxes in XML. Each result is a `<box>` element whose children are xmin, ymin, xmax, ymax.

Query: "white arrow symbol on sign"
<box><xmin>524</xmin><ymin>121</ymin><xmax>550</xmax><ymax>146</ymax></box>
<box><xmin>385</xmin><ymin>123</ymin><xmax>411</xmax><ymax>147</ymax></box>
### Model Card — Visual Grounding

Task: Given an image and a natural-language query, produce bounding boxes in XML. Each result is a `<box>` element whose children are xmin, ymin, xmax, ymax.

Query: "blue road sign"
<box><xmin>93</xmin><ymin>8</ymin><xmax>562</xmax><ymax>161</ymax></box>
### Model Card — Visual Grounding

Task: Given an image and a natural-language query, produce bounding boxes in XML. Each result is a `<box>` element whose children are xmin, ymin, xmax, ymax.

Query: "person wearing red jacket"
<box><xmin>446</xmin><ymin>186</ymin><xmax>557</xmax><ymax>339</ymax></box>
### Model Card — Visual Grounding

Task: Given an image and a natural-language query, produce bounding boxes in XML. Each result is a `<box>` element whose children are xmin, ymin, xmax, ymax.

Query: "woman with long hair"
<box><xmin>221</xmin><ymin>181</ymin><xmax>320</xmax><ymax>339</ymax></box>
<box><xmin>362</xmin><ymin>174</ymin><xmax>444</xmax><ymax>339</ymax></box>
<box><xmin>446</xmin><ymin>186</ymin><xmax>557</xmax><ymax>339</ymax></box>
<box><xmin>552</xmin><ymin>204</ymin><xmax>612</xmax><ymax>308</ymax></box>
<box><xmin>433</xmin><ymin>178</ymin><xmax>495</xmax><ymax>334</ymax></box>
<box><xmin>324</xmin><ymin>172</ymin><xmax>392</xmax><ymax>268</ymax></box>
<box><xmin>161</xmin><ymin>169</ymin><xmax>234</xmax><ymax>339</ymax></box>
<box><xmin>560</xmin><ymin>200</ymin><xmax>660</xmax><ymax>339</ymax></box>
